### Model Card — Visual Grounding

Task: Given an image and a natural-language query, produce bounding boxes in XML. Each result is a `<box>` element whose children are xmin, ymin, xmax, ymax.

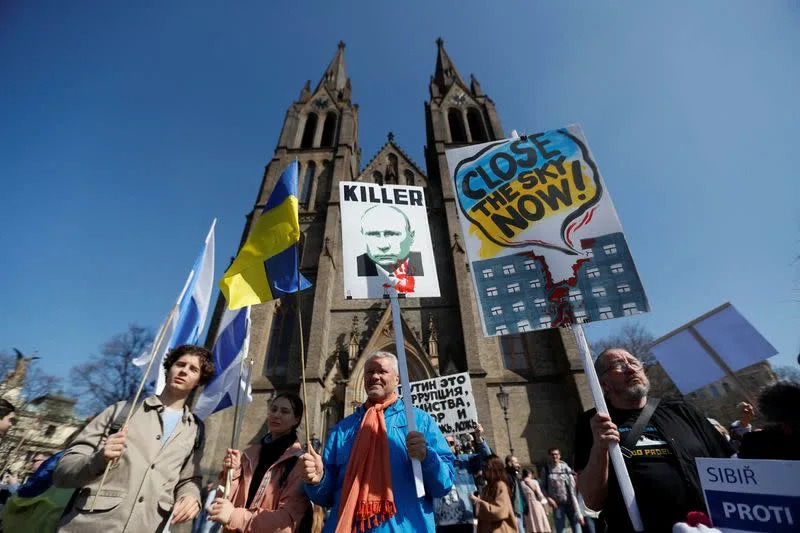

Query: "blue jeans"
<box><xmin>554</xmin><ymin>503</ymin><xmax>582</xmax><ymax>533</ymax></box>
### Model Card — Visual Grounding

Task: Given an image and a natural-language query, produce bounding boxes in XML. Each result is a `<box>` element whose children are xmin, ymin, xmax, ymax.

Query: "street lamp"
<box><xmin>496</xmin><ymin>384</ymin><xmax>514</xmax><ymax>456</ymax></box>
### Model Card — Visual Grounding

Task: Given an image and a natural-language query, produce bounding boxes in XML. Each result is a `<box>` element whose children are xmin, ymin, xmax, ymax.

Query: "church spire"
<box><xmin>317</xmin><ymin>41</ymin><xmax>350</xmax><ymax>96</ymax></box>
<box><xmin>431</xmin><ymin>38</ymin><xmax>466</xmax><ymax>96</ymax></box>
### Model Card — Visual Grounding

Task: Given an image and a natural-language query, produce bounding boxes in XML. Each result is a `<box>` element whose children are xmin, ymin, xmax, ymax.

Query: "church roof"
<box><xmin>317</xmin><ymin>41</ymin><xmax>349</xmax><ymax>93</ymax></box>
<box><xmin>431</xmin><ymin>38</ymin><xmax>467</xmax><ymax>95</ymax></box>
<box><xmin>360</xmin><ymin>132</ymin><xmax>427</xmax><ymax>181</ymax></box>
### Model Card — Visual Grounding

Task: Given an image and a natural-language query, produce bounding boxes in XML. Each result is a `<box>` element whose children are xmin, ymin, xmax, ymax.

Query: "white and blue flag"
<box><xmin>134</xmin><ymin>220</ymin><xmax>216</xmax><ymax>393</ymax></box>
<box><xmin>193</xmin><ymin>306</ymin><xmax>252</xmax><ymax>420</ymax></box>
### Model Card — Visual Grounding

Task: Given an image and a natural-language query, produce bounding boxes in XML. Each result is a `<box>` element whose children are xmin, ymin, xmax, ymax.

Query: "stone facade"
<box><xmin>200</xmin><ymin>40</ymin><xmax>592</xmax><ymax>477</ymax></box>
<box><xmin>0</xmin><ymin>386</ymin><xmax>83</xmax><ymax>481</ymax></box>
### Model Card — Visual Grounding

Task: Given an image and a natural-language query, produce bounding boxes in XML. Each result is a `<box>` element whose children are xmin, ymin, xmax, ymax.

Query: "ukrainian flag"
<box><xmin>220</xmin><ymin>161</ymin><xmax>311</xmax><ymax>309</ymax></box>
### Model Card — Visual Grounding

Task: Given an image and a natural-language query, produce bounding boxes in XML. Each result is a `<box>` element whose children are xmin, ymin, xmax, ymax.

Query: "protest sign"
<box><xmin>651</xmin><ymin>303</ymin><xmax>777</xmax><ymax>395</ymax></box>
<box><xmin>339</xmin><ymin>181</ymin><xmax>440</xmax><ymax>299</ymax></box>
<box><xmin>398</xmin><ymin>372</ymin><xmax>478</xmax><ymax>436</ymax></box>
<box><xmin>697</xmin><ymin>458</ymin><xmax>799</xmax><ymax>532</ymax></box>
<box><xmin>445</xmin><ymin>125</ymin><xmax>648</xmax><ymax>336</ymax></box>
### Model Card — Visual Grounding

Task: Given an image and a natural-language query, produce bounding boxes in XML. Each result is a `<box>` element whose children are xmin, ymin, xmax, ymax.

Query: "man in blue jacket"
<box><xmin>301</xmin><ymin>351</ymin><xmax>455</xmax><ymax>532</ymax></box>
<box><xmin>434</xmin><ymin>424</ymin><xmax>491</xmax><ymax>532</ymax></box>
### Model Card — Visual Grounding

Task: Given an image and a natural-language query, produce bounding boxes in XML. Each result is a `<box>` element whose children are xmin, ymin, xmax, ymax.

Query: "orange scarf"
<box><xmin>335</xmin><ymin>393</ymin><xmax>398</xmax><ymax>533</ymax></box>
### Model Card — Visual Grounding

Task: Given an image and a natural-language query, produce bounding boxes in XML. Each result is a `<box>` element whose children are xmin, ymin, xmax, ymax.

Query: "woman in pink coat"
<box><xmin>208</xmin><ymin>393</ymin><xmax>310</xmax><ymax>532</ymax></box>
<box><xmin>521</xmin><ymin>469</ymin><xmax>551</xmax><ymax>533</ymax></box>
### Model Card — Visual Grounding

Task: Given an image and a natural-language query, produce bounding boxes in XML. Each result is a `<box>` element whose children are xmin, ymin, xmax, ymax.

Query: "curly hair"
<box><xmin>162</xmin><ymin>344</ymin><xmax>215</xmax><ymax>387</ymax></box>
<box><xmin>758</xmin><ymin>380</ymin><xmax>800</xmax><ymax>424</ymax></box>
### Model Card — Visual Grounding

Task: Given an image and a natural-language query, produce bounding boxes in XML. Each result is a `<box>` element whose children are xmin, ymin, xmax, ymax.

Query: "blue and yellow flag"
<box><xmin>220</xmin><ymin>161</ymin><xmax>311</xmax><ymax>309</ymax></box>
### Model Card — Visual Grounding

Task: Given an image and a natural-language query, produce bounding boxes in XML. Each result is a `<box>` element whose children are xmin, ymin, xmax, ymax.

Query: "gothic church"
<box><xmin>201</xmin><ymin>40</ymin><xmax>592</xmax><ymax>473</ymax></box>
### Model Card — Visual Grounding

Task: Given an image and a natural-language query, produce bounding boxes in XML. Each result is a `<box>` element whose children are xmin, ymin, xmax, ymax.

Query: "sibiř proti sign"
<box><xmin>696</xmin><ymin>458</ymin><xmax>799</xmax><ymax>532</ymax></box>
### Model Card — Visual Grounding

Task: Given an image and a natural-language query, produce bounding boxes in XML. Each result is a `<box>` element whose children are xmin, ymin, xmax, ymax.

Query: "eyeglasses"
<box><xmin>602</xmin><ymin>360</ymin><xmax>642</xmax><ymax>375</ymax></box>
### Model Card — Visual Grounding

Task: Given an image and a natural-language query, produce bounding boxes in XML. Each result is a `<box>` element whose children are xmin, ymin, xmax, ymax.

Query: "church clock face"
<box><xmin>451</xmin><ymin>92</ymin><xmax>466</xmax><ymax>106</ymax></box>
<box><xmin>313</xmin><ymin>98</ymin><xmax>329</xmax><ymax>110</ymax></box>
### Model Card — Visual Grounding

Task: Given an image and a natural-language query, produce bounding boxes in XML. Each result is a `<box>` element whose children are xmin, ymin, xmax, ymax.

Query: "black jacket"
<box><xmin>575</xmin><ymin>398</ymin><xmax>733</xmax><ymax>531</ymax></box>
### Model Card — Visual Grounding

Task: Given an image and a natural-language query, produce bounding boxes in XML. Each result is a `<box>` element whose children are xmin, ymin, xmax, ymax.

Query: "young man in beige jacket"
<box><xmin>55</xmin><ymin>344</ymin><xmax>216</xmax><ymax>532</ymax></box>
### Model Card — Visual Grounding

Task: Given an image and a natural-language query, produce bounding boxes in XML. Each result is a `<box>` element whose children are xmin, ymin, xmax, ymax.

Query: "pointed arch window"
<box><xmin>448</xmin><ymin>109</ymin><xmax>467</xmax><ymax>143</ymax></box>
<box><xmin>403</xmin><ymin>169</ymin><xmax>415</xmax><ymax>186</ymax></box>
<box><xmin>320</xmin><ymin>112</ymin><xmax>337</xmax><ymax>147</ymax></box>
<box><xmin>467</xmin><ymin>108</ymin><xmax>487</xmax><ymax>142</ymax></box>
<box><xmin>300</xmin><ymin>161</ymin><xmax>316</xmax><ymax>205</ymax></box>
<box><xmin>267</xmin><ymin>295</ymin><xmax>296</xmax><ymax>378</ymax></box>
<box><xmin>301</xmin><ymin>113</ymin><xmax>318</xmax><ymax>148</ymax></box>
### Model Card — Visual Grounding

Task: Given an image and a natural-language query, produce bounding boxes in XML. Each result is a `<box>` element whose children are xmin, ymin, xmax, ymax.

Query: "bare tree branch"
<box><xmin>773</xmin><ymin>365</ymin><xmax>800</xmax><ymax>383</ymax></box>
<box><xmin>590</xmin><ymin>322</ymin><xmax>657</xmax><ymax>367</ymax></box>
<box><xmin>69</xmin><ymin>324</ymin><xmax>154</xmax><ymax>414</ymax></box>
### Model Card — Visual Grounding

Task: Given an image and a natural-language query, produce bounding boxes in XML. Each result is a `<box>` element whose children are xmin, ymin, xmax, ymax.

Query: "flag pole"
<box><xmin>90</xmin><ymin>270</ymin><xmax>194</xmax><ymax>513</ymax></box>
<box><xmin>295</xmin><ymin>230</ymin><xmax>311</xmax><ymax>447</ymax></box>
<box><xmin>572</xmin><ymin>324</ymin><xmax>644</xmax><ymax>531</ymax></box>
<box><xmin>90</xmin><ymin>304</ymin><xmax>178</xmax><ymax>511</ymax></box>
<box><xmin>224</xmin><ymin>352</ymin><xmax>248</xmax><ymax>498</ymax></box>
<box><xmin>224</xmin><ymin>308</ymin><xmax>251</xmax><ymax>498</ymax></box>
<box><xmin>388</xmin><ymin>290</ymin><xmax>426</xmax><ymax>498</ymax></box>
<box><xmin>293</xmin><ymin>158</ymin><xmax>311</xmax><ymax>447</ymax></box>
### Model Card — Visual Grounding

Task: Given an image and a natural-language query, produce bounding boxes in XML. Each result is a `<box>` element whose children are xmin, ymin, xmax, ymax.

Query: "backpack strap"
<box><xmin>621</xmin><ymin>397</ymin><xmax>660</xmax><ymax>451</ymax></box>
<box><xmin>192</xmin><ymin>414</ymin><xmax>205</xmax><ymax>452</ymax></box>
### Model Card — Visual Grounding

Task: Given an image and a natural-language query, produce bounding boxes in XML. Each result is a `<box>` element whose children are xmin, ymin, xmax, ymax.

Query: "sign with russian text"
<box><xmin>340</xmin><ymin>181</ymin><xmax>440</xmax><ymax>299</ymax></box>
<box><xmin>445</xmin><ymin>125</ymin><xmax>649</xmax><ymax>336</ymax></box>
<box><xmin>696</xmin><ymin>458</ymin><xmax>799</xmax><ymax>532</ymax></box>
<box><xmin>398</xmin><ymin>372</ymin><xmax>478</xmax><ymax>436</ymax></box>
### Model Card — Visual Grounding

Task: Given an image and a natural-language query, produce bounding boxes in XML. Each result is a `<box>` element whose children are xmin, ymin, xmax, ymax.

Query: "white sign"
<box><xmin>651</xmin><ymin>303</ymin><xmax>778</xmax><ymax>394</ymax></box>
<box><xmin>339</xmin><ymin>181</ymin><xmax>440</xmax><ymax>299</ymax></box>
<box><xmin>398</xmin><ymin>372</ymin><xmax>478</xmax><ymax>436</ymax></box>
<box><xmin>445</xmin><ymin>126</ymin><xmax>648</xmax><ymax>336</ymax></box>
<box><xmin>696</xmin><ymin>458</ymin><xmax>800</xmax><ymax>532</ymax></box>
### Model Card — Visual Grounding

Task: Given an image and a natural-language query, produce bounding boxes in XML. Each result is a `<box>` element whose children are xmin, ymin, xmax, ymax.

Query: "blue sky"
<box><xmin>1</xmin><ymin>1</ymin><xmax>798</xmax><ymax>386</ymax></box>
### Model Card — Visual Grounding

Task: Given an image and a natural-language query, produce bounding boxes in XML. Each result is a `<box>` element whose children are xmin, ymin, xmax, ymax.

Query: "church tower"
<box><xmin>423</xmin><ymin>39</ymin><xmax>592</xmax><ymax>463</ymax></box>
<box><xmin>201</xmin><ymin>40</ymin><xmax>592</xmax><ymax>475</ymax></box>
<box><xmin>202</xmin><ymin>42</ymin><xmax>362</xmax><ymax>469</ymax></box>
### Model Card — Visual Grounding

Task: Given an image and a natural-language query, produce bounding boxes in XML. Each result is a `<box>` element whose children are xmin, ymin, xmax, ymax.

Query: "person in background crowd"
<box><xmin>300</xmin><ymin>351</ymin><xmax>454</xmax><ymax>532</ymax></box>
<box><xmin>505</xmin><ymin>455</ymin><xmax>527</xmax><ymax>533</ymax></box>
<box><xmin>520</xmin><ymin>469</ymin><xmax>550</xmax><ymax>533</ymax></box>
<box><xmin>727</xmin><ymin>401</ymin><xmax>754</xmax><ymax>452</ymax></box>
<box><xmin>572</xmin><ymin>473</ymin><xmax>599</xmax><ymax>533</ymax></box>
<box><xmin>738</xmin><ymin>380</ymin><xmax>800</xmax><ymax>460</ymax></box>
<box><xmin>469</xmin><ymin>455</ymin><xmax>517</xmax><ymax>533</ymax></box>
<box><xmin>0</xmin><ymin>399</ymin><xmax>17</xmax><ymax>440</ymax></box>
<box><xmin>29</xmin><ymin>453</ymin><xmax>51</xmax><ymax>476</ymax></box>
<box><xmin>207</xmin><ymin>392</ymin><xmax>310</xmax><ymax>532</ymax></box>
<box><xmin>54</xmin><ymin>344</ymin><xmax>215</xmax><ymax>533</ymax></box>
<box><xmin>706</xmin><ymin>418</ymin><xmax>730</xmax><ymax>442</ymax></box>
<box><xmin>575</xmin><ymin>348</ymin><xmax>732</xmax><ymax>533</ymax></box>
<box><xmin>541</xmin><ymin>449</ymin><xmax>582</xmax><ymax>533</ymax></box>
<box><xmin>434</xmin><ymin>423</ymin><xmax>491</xmax><ymax>533</ymax></box>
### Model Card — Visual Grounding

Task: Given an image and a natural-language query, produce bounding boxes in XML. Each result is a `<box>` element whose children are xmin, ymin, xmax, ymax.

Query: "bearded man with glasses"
<box><xmin>573</xmin><ymin>348</ymin><xmax>733</xmax><ymax>533</ymax></box>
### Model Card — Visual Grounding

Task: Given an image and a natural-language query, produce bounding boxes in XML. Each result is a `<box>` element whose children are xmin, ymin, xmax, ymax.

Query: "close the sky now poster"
<box><xmin>446</xmin><ymin>124</ymin><xmax>649</xmax><ymax>336</ymax></box>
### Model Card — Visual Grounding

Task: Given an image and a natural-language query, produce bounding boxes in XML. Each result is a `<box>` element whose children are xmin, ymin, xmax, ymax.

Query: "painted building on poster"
<box><xmin>200</xmin><ymin>40</ymin><xmax>593</xmax><ymax>475</ymax></box>
<box><xmin>473</xmin><ymin>232</ymin><xmax>647</xmax><ymax>336</ymax></box>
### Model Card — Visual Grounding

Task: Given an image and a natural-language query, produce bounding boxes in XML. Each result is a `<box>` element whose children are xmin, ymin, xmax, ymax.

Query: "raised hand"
<box><xmin>300</xmin><ymin>445</ymin><xmax>324</xmax><ymax>484</ymax></box>
<box><xmin>223</xmin><ymin>448</ymin><xmax>241</xmax><ymax>473</ymax></box>
<box><xmin>103</xmin><ymin>426</ymin><xmax>128</xmax><ymax>462</ymax></box>
<box><xmin>590</xmin><ymin>412</ymin><xmax>620</xmax><ymax>449</ymax></box>
<box><xmin>406</xmin><ymin>431</ymin><xmax>428</xmax><ymax>461</ymax></box>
